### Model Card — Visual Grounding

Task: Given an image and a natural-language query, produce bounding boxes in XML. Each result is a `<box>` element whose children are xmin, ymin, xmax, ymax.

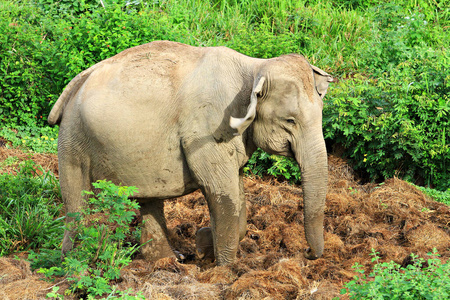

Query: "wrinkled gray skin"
<box><xmin>196</xmin><ymin>227</ymin><xmax>214</xmax><ymax>261</ymax></box>
<box><xmin>48</xmin><ymin>41</ymin><xmax>332</xmax><ymax>266</ymax></box>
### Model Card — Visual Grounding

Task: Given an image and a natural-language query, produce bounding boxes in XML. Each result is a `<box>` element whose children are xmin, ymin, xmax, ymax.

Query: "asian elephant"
<box><xmin>48</xmin><ymin>41</ymin><xmax>333</xmax><ymax>266</ymax></box>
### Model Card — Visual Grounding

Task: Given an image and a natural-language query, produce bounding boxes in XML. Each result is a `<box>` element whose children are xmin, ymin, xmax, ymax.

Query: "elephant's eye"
<box><xmin>286</xmin><ymin>118</ymin><xmax>296</xmax><ymax>125</ymax></box>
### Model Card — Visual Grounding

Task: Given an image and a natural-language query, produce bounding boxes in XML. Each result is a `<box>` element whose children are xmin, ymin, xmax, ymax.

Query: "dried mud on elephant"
<box><xmin>1</xmin><ymin>147</ymin><xmax>449</xmax><ymax>299</ymax></box>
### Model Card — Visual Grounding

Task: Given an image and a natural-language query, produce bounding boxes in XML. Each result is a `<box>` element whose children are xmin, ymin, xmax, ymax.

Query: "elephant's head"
<box><xmin>231</xmin><ymin>54</ymin><xmax>332</xmax><ymax>259</ymax></box>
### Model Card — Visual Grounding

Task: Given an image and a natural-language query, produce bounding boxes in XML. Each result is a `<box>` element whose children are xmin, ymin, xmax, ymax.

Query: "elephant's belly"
<box><xmin>91</xmin><ymin>148</ymin><xmax>199</xmax><ymax>200</ymax></box>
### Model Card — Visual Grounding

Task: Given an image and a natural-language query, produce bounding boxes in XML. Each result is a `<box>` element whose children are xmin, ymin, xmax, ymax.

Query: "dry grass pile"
<box><xmin>147</xmin><ymin>155</ymin><xmax>449</xmax><ymax>299</ymax></box>
<box><xmin>0</xmin><ymin>146</ymin><xmax>449</xmax><ymax>299</ymax></box>
<box><xmin>0</xmin><ymin>257</ymin><xmax>53</xmax><ymax>300</ymax></box>
<box><xmin>0</xmin><ymin>147</ymin><xmax>58</xmax><ymax>176</ymax></box>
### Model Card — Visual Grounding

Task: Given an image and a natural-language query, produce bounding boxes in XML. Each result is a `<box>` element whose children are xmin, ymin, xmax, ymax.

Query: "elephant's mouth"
<box><xmin>263</xmin><ymin>141</ymin><xmax>295</xmax><ymax>157</ymax></box>
<box><xmin>285</xmin><ymin>140</ymin><xmax>296</xmax><ymax>158</ymax></box>
<box><xmin>272</xmin><ymin>141</ymin><xmax>295</xmax><ymax>157</ymax></box>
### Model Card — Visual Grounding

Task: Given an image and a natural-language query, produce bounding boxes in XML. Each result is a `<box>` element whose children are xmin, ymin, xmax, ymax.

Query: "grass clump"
<box><xmin>341</xmin><ymin>249</ymin><xmax>450</xmax><ymax>300</ymax></box>
<box><xmin>0</xmin><ymin>160</ymin><xmax>62</xmax><ymax>256</ymax></box>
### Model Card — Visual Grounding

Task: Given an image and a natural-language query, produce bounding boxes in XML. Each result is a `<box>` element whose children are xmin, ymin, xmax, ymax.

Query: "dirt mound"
<box><xmin>1</xmin><ymin>147</ymin><xmax>449</xmax><ymax>299</ymax></box>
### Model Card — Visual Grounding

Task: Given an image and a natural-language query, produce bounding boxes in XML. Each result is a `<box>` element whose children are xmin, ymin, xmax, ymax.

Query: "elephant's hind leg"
<box><xmin>140</xmin><ymin>199</ymin><xmax>175</xmax><ymax>261</ymax></box>
<box><xmin>59</xmin><ymin>161</ymin><xmax>91</xmax><ymax>256</ymax></box>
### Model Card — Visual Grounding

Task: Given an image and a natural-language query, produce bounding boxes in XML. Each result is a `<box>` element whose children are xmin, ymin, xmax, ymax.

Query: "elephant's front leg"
<box><xmin>204</xmin><ymin>185</ymin><xmax>241</xmax><ymax>265</ymax></box>
<box><xmin>184</xmin><ymin>140</ymin><xmax>241</xmax><ymax>265</ymax></box>
<box><xmin>238</xmin><ymin>170</ymin><xmax>247</xmax><ymax>241</ymax></box>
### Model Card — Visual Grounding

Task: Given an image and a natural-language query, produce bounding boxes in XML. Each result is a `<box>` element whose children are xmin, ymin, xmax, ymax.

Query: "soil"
<box><xmin>1</xmin><ymin>145</ymin><xmax>449</xmax><ymax>299</ymax></box>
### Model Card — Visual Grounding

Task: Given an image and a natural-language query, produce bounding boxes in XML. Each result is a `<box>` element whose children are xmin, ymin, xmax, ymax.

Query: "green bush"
<box><xmin>341</xmin><ymin>249</ymin><xmax>450</xmax><ymax>299</ymax></box>
<box><xmin>362</xmin><ymin>4</ymin><xmax>448</xmax><ymax>73</ymax></box>
<box><xmin>0</xmin><ymin>160</ymin><xmax>62</xmax><ymax>256</ymax></box>
<box><xmin>0</xmin><ymin>1</ymin><xmax>191</xmax><ymax>127</ymax></box>
<box><xmin>0</xmin><ymin>1</ymin><xmax>57</xmax><ymax>126</ymax></box>
<box><xmin>34</xmin><ymin>0</ymin><xmax>103</xmax><ymax>16</ymax></box>
<box><xmin>31</xmin><ymin>180</ymin><xmax>143</xmax><ymax>299</ymax></box>
<box><xmin>322</xmin><ymin>3</ymin><xmax>449</xmax><ymax>190</ymax></box>
<box><xmin>324</xmin><ymin>56</ymin><xmax>450</xmax><ymax>190</ymax></box>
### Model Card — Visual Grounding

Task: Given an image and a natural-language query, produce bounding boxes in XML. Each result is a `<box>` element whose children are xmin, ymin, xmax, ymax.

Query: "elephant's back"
<box><xmin>110</xmin><ymin>40</ymin><xmax>206</xmax><ymax>79</ymax></box>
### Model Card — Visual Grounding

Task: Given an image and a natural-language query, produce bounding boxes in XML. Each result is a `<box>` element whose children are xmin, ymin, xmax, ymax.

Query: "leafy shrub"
<box><xmin>363</xmin><ymin>4</ymin><xmax>447</xmax><ymax>73</ymax></box>
<box><xmin>323</xmin><ymin>4</ymin><xmax>444</xmax><ymax>184</ymax></box>
<box><xmin>244</xmin><ymin>148</ymin><xmax>301</xmax><ymax>184</ymax></box>
<box><xmin>34</xmin><ymin>0</ymin><xmax>103</xmax><ymax>16</ymax></box>
<box><xmin>32</xmin><ymin>180</ymin><xmax>143</xmax><ymax>298</ymax></box>
<box><xmin>324</xmin><ymin>56</ymin><xmax>450</xmax><ymax>189</ymax></box>
<box><xmin>0</xmin><ymin>1</ymin><xmax>58</xmax><ymax>126</ymax></box>
<box><xmin>341</xmin><ymin>249</ymin><xmax>450</xmax><ymax>299</ymax></box>
<box><xmin>0</xmin><ymin>160</ymin><xmax>62</xmax><ymax>256</ymax></box>
<box><xmin>0</xmin><ymin>1</ymin><xmax>192</xmax><ymax>127</ymax></box>
<box><xmin>322</xmin><ymin>3</ymin><xmax>449</xmax><ymax>190</ymax></box>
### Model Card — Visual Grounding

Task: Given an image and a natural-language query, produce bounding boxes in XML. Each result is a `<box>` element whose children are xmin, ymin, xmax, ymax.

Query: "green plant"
<box><xmin>35</xmin><ymin>0</ymin><xmax>102</xmax><ymax>16</ymax></box>
<box><xmin>341</xmin><ymin>249</ymin><xmax>450</xmax><ymax>299</ymax></box>
<box><xmin>0</xmin><ymin>160</ymin><xmax>62</xmax><ymax>256</ymax></box>
<box><xmin>0</xmin><ymin>126</ymin><xmax>58</xmax><ymax>153</ymax></box>
<box><xmin>244</xmin><ymin>148</ymin><xmax>301</xmax><ymax>183</ymax></box>
<box><xmin>32</xmin><ymin>180</ymin><xmax>143</xmax><ymax>298</ymax></box>
<box><xmin>46</xmin><ymin>286</ymin><xmax>63</xmax><ymax>299</ymax></box>
<box><xmin>45</xmin><ymin>285</ymin><xmax>145</xmax><ymax>300</ymax></box>
<box><xmin>0</xmin><ymin>1</ymin><xmax>59</xmax><ymax>127</ymax></box>
<box><xmin>324</xmin><ymin>57</ymin><xmax>450</xmax><ymax>189</ymax></box>
<box><xmin>418</xmin><ymin>186</ymin><xmax>450</xmax><ymax>206</ymax></box>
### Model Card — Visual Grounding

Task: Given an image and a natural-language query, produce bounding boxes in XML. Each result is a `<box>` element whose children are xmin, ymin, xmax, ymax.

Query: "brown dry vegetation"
<box><xmin>0</xmin><ymin>146</ymin><xmax>449</xmax><ymax>299</ymax></box>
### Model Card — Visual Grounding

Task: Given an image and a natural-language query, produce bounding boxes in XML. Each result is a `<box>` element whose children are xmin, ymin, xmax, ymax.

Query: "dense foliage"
<box><xmin>324</xmin><ymin>4</ymin><xmax>450</xmax><ymax>189</ymax></box>
<box><xmin>1</xmin><ymin>0</ymin><xmax>449</xmax><ymax>188</ymax></box>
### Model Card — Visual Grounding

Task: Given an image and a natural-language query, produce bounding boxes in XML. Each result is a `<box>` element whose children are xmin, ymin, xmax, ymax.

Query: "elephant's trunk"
<box><xmin>295</xmin><ymin>131</ymin><xmax>328</xmax><ymax>260</ymax></box>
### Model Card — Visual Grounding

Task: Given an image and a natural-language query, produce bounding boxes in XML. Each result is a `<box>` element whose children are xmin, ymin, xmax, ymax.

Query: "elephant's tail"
<box><xmin>48</xmin><ymin>63</ymin><xmax>101</xmax><ymax>125</ymax></box>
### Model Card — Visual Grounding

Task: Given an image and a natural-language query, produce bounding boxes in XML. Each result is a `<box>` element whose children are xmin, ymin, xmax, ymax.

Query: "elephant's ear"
<box><xmin>230</xmin><ymin>76</ymin><xmax>266</xmax><ymax>136</ymax></box>
<box><xmin>311</xmin><ymin>65</ymin><xmax>334</xmax><ymax>99</ymax></box>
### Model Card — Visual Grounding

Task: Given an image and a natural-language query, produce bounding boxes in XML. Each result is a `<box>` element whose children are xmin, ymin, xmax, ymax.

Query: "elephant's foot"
<box><xmin>140</xmin><ymin>228</ymin><xmax>175</xmax><ymax>261</ymax></box>
<box><xmin>140</xmin><ymin>200</ymin><xmax>175</xmax><ymax>261</ymax></box>
<box><xmin>61</xmin><ymin>229</ymin><xmax>77</xmax><ymax>258</ymax></box>
<box><xmin>195</xmin><ymin>227</ymin><xmax>215</xmax><ymax>261</ymax></box>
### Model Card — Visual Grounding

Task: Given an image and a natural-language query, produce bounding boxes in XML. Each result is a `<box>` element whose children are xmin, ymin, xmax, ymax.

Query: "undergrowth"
<box><xmin>0</xmin><ymin>160</ymin><xmax>62</xmax><ymax>256</ymax></box>
<box><xmin>29</xmin><ymin>180</ymin><xmax>144</xmax><ymax>299</ymax></box>
<box><xmin>0</xmin><ymin>126</ymin><xmax>58</xmax><ymax>153</ymax></box>
<box><xmin>418</xmin><ymin>186</ymin><xmax>450</xmax><ymax>206</ymax></box>
<box><xmin>244</xmin><ymin>148</ymin><xmax>301</xmax><ymax>183</ymax></box>
<box><xmin>340</xmin><ymin>249</ymin><xmax>450</xmax><ymax>300</ymax></box>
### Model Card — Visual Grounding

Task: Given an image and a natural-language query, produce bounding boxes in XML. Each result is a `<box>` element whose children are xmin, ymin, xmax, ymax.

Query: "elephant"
<box><xmin>48</xmin><ymin>40</ymin><xmax>333</xmax><ymax>266</ymax></box>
